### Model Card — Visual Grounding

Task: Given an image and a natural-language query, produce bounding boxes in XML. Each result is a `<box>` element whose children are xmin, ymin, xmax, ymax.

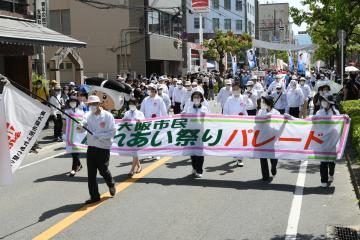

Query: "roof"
<box><xmin>0</xmin><ymin>17</ymin><xmax>86</xmax><ymax>48</ymax></box>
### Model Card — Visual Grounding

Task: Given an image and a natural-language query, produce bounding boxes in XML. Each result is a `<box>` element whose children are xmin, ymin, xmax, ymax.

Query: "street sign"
<box><xmin>191</xmin><ymin>0</ymin><xmax>209</xmax><ymax>13</ymax></box>
<box><xmin>35</xmin><ymin>0</ymin><xmax>47</xmax><ymax>27</ymax></box>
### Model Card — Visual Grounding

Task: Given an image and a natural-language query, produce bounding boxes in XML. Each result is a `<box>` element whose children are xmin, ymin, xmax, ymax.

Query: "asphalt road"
<box><xmin>0</xmin><ymin>102</ymin><xmax>359</xmax><ymax>240</ymax></box>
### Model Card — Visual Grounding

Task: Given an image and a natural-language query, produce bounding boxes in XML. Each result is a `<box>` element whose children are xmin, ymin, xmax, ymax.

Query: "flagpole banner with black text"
<box><xmin>66</xmin><ymin>114</ymin><xmax>350</xmax><ymax>161</ymax></box>
<box><xmin>3</xmin><ymin>83</ymin><xmax>50</xmax><ymax>173</ymax></box>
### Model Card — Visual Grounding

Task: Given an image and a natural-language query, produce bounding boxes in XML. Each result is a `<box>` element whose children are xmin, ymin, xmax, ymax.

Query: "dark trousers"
<box><xmin>71</xmin><ymin>153</ymin><xmax>81</xmax><ymax>170</ymax></box>
<box><xmin>191</xmin><ymin>156</ymin><xmax>204</xmax><ymax>174</ymax></box>
<box><xmin>289</xmin><ymin>107</ymin><xmax>300</xmax><ymax>118</ymax></box>
<box><xmin>53</xmin><ymin>114</ymin><xmax>63</xmax><ymax>138</ymax></box>
<box><xmin>276</xmin><ymin>109</ymin><xmax>285</xmax><ymax>114</ymax></box>
<box><xmin>86</xmin><ymin>146</ymin><xmax>115</xmax><ymax>200</ymax></box>
<box><xmin>247</xmin><ymin>109</ymin><xmax>257</xmax><ymax>116</ymax></box>
<box><xmin>260</xmin><ymin>158</ymin><xmax>278</xmax><ymax>178</ymax></box>
<box><xmin>320</xmin><ymin>162</ymin><xmax>335</xmax><ymax>183</ymax></box>
<box><xmin>174</xmin><ymin>102</ymin><xmax>181</xmax><ymax>114</ymax></box>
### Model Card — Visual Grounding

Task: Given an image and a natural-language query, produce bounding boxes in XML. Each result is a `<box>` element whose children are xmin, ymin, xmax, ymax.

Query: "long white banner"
<box><xmin>2</xmin><ymin>83</ymin><xmax>50</xmax><ymax>176</ymax></box>
<box><xmin>66</xmin><ymin>113</ymin><xmax>350</xmax><ymax>161</ymax></box>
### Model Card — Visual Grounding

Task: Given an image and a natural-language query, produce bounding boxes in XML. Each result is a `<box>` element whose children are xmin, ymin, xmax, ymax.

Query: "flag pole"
<box><xmin>0</xmin><ymin>75</ymin><xmax>93</xmax><ymax>135</ymax></box>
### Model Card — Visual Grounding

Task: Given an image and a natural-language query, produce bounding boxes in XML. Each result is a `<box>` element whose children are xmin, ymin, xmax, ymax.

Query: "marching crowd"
<box><xmin>32</xmin><ymin>69</ymin><xmax>360</xmax><ymax>204</ymax></box>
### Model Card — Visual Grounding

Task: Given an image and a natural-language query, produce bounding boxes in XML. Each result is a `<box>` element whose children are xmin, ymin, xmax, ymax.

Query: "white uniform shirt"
<box><xmin>257</xmin><ymin>108</ymin><xmax>281</xmax><ymax>116</ymax></box>
<box><xmin>140</xmin><ymin>95</ymin><xmax>168</xmax><ymax>118</ymax></box>
<box><xmin>286</xmin><ymin>87</ymin><xmax>304</xmax><ymax>108</ymax></box>
<box><xmin>172</xmin><ymin>87</ymin><xmax>186</xmax><ymax>104</ymax></box>
<box><xmin>82</xmin><ymin>109</ymin><xmax>116</xmax><ymax>150</ymax></box>
<box><xmin>182</xmin><ymin>104</ymin><xmax>209</xmax><ymax>114</ymax></box>
<box><xmin>183</xmin><ymin>98</ymin><xmax>209</xmax><ymax>111</ymax></box>
<box><xmin>245</xmin><ymin>90</ymin><xmax>258</xmax><ymax>110</ymax></box>
<box><xmin>253</xmin><ymin>82</ymin><xmax>264</xmax><ymax>99</ymax></box>
<box><xmin>169</xmin><ymin>85</ymin><xmax>175</xmax><ymax>99</ymax></box>
<box><xmin>315</xmin><ymin>108</ymin><xmax>340</xmax><ymax>116</ymax></box>
<box><xmin>271</xmin><ymin>91</ymin><xmax>288</xmax><ymax>110</ymax></box>
<box><xmin>159</xmin><ymin>93</ymin><xmax>171</xmax><ymax>111</ymax></box>
<box><xmin>158</xmin><ymin>84</ymin><xmax>169</xmax><ymax>95</ymax></box>
<box><xmin>216</xmin><ymin>87</ymin><xmax>232</xmax><ymax>108</ymax></box>
<box><xmin>299</xmin><ymin>84</ymin><xmax>311</xmax><ymax>100</ymax></box>
<box><xmin>123</xmin><ymin>109</ymin><xmax>145</xmax><ymax>121</ymax></box>
<box><xmin>49</xmin><ymin>95</ymin><xmax>64</xmax><ymax>115</ymax></box>
<box><xmin>181</xmin><ymin>90</ymin><xmax>192</xmax><ymax>109</ymax></box>
<box><xmin>223</xmin><ymin>95</ymin><xmax>248</xmax><ymax>115</ymax></box>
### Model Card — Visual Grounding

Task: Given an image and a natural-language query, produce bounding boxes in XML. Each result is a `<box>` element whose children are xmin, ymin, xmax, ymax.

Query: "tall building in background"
<box><xmin>46</xmin><ymin>0</ymin><xmax>182</xmax><ymax>82</ymax></box>
<box><xmin>258</xmin><ymin>2</ymin><xmax>294</xmax><ymax>44</ymax></box>
<box><xmin>187</xmin><ymin>0</ymin><xmax>257</xmax><ymax>43</ymax></box>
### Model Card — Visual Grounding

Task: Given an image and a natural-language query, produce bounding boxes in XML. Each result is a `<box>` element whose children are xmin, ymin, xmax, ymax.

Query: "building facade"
<box><xmin>46</xmin><ymin>0</ymin><xmax>182</xmax><ymax>81</ymax></box>
<box><xmin>258</xmin><ymin>3</ymin><xmax>294</xmax><ymax>44</ymax></box>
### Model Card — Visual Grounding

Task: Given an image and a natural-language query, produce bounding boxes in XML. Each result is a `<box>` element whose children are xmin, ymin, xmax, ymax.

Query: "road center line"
<box><xmin>19</xmin><ymin>152</ymin><xmax>67</xmax><ymax>170</ymax></box>
<box><xmin>285</xmin><ymin>160</ymin><xmax>308</xmax><ymax>240</ymax></box>
<box><xmin>32</xmin><ymin>156</ymin><xmax>172</xmax><ymax>240</ymax></box>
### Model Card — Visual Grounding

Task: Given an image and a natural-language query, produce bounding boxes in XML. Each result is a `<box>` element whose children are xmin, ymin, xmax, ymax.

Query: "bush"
<box><xmin>340</xmin><ymin>100</ymin><xmax>360</xmax><ymax>162</ymax></box>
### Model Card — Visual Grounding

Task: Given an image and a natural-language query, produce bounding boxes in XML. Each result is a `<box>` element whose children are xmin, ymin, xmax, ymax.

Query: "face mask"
<box><xmin>300</xmin><ymin>82</ymin><xmax>305</xmax><ymax>86</ymax></box>
<box><xmin>147</xmin><ymin>90</ymin><xmax>151</xmax><ymax>95</ymax></box>
<box><xmin>186</xmin><ymin>86</ymin><xmax>191</xmax><ymax>91</ymax></box>
<box><xmin>225</xmin><ymin>86</ymin><xmax>231</xmax><ymax>90</ymax></box>
<box><xmin>177</xmin><ymin>85</ymin><xmax>182</xmax><ymax>89</ymax></box>
<box><xmin>158</xmin><ymin>90</ymin><xmax>163</xmax><ymax>95</ymax></box>
<box><xmin>261</xmin><ymin>103</ymin><xmax>267</xmax><ymax>110</ymax></box>
<box><xmin>89</xmin><ymin>105</ymin><xmax>98</xmax><ymax>113</ymax></box>
<box><xmin>321</xmin><ymin>101</ymin><xmax>329</xmax><ymax>109</ymax></box>
<box><xmin>246</xmin><ymin>86</ymin><xmax>252</xmax><ymax>91</ymax></box>
<box><xmin>291</xmin><ymin>85</ymin><xmax>296</xmax><ymax>89</ymax></box>
<box><xmin>129</xmin><ymin>105</ymin><xmax>136</xmax><ymax>111</ymax></box>
<box><xmin>193</xmin><ymin>99</ymin><xmax>201</xmax><ymax>105</ymax></box>
<box><xmin>233</xmin><ymin>91</ymin><xmax>240</xmax><ymax>97</ymax></box>
<box><xmin>36</xmin><ymin>84</ymin><xmax>42</xmax><ymax>89</ymax></box>
<box><xmin>69</xmin><ymin>102</ymin><xmax>77</xmax><ymax>109</ymax></box>
<box><xmin>55</xmin><ymin>91</ymin><xmax>61</xmax><ymax>96</ymax></box>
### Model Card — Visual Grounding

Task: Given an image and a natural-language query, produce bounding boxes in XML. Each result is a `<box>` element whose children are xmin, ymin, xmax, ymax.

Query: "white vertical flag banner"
<box><xmin>3</xmin><ymin>83</ymin><xmax>50</xmax><ymax>174</ymax></box>
<box><xmin>0</xmin><ymin>90</ymin><xmax>12</xmax><ymax>185</ymax></box>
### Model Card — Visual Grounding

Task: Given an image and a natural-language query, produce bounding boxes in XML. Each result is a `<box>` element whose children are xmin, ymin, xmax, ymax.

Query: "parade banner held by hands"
<box><xmin>66</xmin><ymin>114</ymin><xmax>350</xmax><ymax>161</ymax></box>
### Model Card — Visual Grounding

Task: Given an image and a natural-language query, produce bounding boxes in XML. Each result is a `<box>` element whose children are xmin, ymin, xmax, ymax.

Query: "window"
<box><xmin>148</xmin><ymin>11</ymin><xmax>160</xmax><ymax>33</ymax></box>
<box><xmin>194</xmin><ymin>17</ymin><xmax>205</xmax><ymax>29</ymax></box>
<box><xmin>224</xmin><ymin>0</ymin><xmax>231</xmax><ymax>10</ymax></box>
<box><xmin>236</xmin><ymin>20</ymin><xmax>242</xmax><ymax>31</ymax></box>
<box><xmin>49</xmin><ymin>9</ymin><xmax>71</xmax><ymax>35</ymax></box>
<box><xmin>247</xmin><ymin>3</ymin><xmax>250</xmax><ymax>13</ymax></box>
<box><xmin>236</xmin><ymin>0</ymin><xmax>242</xmax><ymax>11</ymax></box>
<box><xmin>160</xmin><ymin>12</ymin><xmax>170</xmax><ymax>36</ymax></box>
<box><xmin>224</xmin><ymin>19</ymin><xmax>231</xmax><ymax>30</ymax></box>
<box><xmin>248</xmin><ymin>21</ymin><xmax>252</xmax><ymax>34</ymax></box>
<box><xmin>212</xmin><ymin>0</ymin><xmax>219</xmax><ymax>9</ymax></box>
<box><xmin>212</xmin><ymin>18</ymin><xmax>219</xmax><ymax>31</ymax></box>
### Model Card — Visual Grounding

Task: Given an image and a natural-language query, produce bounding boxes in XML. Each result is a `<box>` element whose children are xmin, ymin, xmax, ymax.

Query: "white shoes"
<box><xmin>329</xmin><ymin>176</ymin><xmax>334</xmax><ymax>182</ymax></box>
<box><xmin>236</xmin><ymin>159</ymin><xmax>244</xmax><ymax>167</ymax></box>
<box><xmin>155</xmin><ymin>156</ymin><xmax>161</xmax><ymax>160</ymax></box>
<box><xmin>192</xmin><ymin>169</ymin><xmax>203</xmax><ymax>178</ymax></box>
<box><xmin>321</xmin><ymin>182</ymin><xmax>328</xmax><ymax>188</ymax></box>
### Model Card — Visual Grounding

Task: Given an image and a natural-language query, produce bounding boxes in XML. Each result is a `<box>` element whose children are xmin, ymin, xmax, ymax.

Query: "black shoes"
<box><xmin>109</xmin><ymin>186</ymin><xmax>116</xmax><ymax>197</ymax></box>
<box><xmin>85</xmin><ymin>198</ymin><xmax>101</xmax><ymax>204</ymax></box>
<box><xmin>271</xmin><ymin>168</ymin><xmax>277</xmax><ymax>176</ymax></box>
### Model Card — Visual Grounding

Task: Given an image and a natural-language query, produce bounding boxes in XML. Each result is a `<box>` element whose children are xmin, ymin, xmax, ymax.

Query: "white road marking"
<box><xmin>285</xmin><ymin>160</ymin><xmax>308</xmax><ymax>240</ymax></box>
<box><xmin>19</xmin><ymin>152</ymin><xmax>66</xmax><ymax>170</ymax></box>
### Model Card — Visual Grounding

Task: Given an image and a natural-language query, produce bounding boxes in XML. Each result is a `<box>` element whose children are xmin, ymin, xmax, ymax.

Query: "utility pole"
<box><xmin>199</xmin><ymin>13</ymin><xmax>204</xmax><ymax>72</ymax></box>
<box><xmin>35</xmin><ymin>0</ymin><xmax>49</xmax><ymax>79</ymax></box>
<box><xmin>244</xmin><ymin>0</ymin><xmax>248</xmax><ymax>33</ymax></box>
<box><xmin>181</xmin><ymin>0</ymin><xmax>188</xmax><ymax>75</ymax></box>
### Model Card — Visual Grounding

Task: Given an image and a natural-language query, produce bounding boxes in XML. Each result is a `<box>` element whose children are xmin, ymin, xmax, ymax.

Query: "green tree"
<box><xmin>290</xmin><ymin>0</ymin><xmax>360</xmax><ymax>70</ymax></box>
<box><xmin>204</xmin><ymin>30</ymin><xmax>252</xmax><ymax>75</ymax></box>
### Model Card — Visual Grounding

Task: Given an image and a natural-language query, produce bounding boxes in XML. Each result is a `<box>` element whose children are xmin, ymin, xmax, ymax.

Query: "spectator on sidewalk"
<box><xmin>49</xmin><ymin>85</ymin><xmax>65</xmax><ymax>142</ymax></box>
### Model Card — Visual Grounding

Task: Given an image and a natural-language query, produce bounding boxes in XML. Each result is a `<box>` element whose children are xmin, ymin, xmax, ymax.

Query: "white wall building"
<box><xmin>186</xmin><ymin>0</ymin><xmax>256</xmax><ymax>42</ymax></box>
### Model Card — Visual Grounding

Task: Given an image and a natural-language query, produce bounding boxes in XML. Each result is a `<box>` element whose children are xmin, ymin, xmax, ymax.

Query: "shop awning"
<box><xmin>0</xmin><ymin>17</ymin><xmax>86</xmax><ymax>48</ymax></box>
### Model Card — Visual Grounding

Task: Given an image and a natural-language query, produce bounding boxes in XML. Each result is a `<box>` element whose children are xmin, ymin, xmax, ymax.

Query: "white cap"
<box><xmin>246</xmin><ymin>81</ymin><xmax>254</xmax><ymax>86</ymax></box>
<box><xmin>158</xmin><ymin>76</ymin><xmax>166</xmax><ymax>81</ymax></box>
<box><xmin>225</xmin><ymin>79</ymin><xmax>232</xmax><ymax>85</ymax></box>
<box><xmin>251</xmin><ymin>75</ymin><xmax>258</xmax><ymax>80</ymax></box>
<box><xmin>86</xmin><ymin>95</ymin><xmax>101</xmax><ymax>104</ymax></box>
<box><xmin>69</xmin><ymin>82</ymin><xmax>75</xmax><ymax>86</ymax></box>
<box><xmin>299</xmin><ymin>77</ymin><xmax>306</xmax><ymax>81</ymax></box>
<box><xmin>177</xmin><ymin>80</ymin><xmax>183</xmax><ymax>85</ymax></box>
<box><xmin>148</xmin><ymin>83</ymin><xmax>157</xmax><ymax>90</ymax></box>
<box><xmin>185</xmin><ymin>81</ymin><xmax>191</xmax><ymax>86</ymax></box>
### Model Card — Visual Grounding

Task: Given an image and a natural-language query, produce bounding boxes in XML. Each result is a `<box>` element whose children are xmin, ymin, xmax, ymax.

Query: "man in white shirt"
<box><xmin>245</xmin><ymin>81</ymin><xmax>258</xmax><ymax>116</ymax></box>
<box><xmin>157</xmin><ymin>76</ymin><xmax>169</xmax><ymax>95</ymax></box>
<box><xmin>80</xmin><ymin>95</ymin><xmax>116</xmax><ymax>204</ymax></box>
<box><xmin>298</xmin><ymin>77</ymin><xmax>311</xmax><ymax>118</ymax></box>
<box><xmin>216</xmin><ymin>79</ymin><xmax>232</xmax><ymax>113</ymax></box>
<box><xmin>49</xmin><ymin>85</ymin><xmax>65</xmax><ymax>142</ymax></box>
<box><xmin>181</xmin><ymin>81</ymin><xmax>192</xmax><ymax>110</ymax></box>
<box><xmin>267</xmin><ymin>75</ymin><xmax>285</xmax><ymax>94</ymax></box>
<box><xmin>223</xmin><ymin>84</ymin><xmax>248</xmax><ymax>167</ymax></box>
<box><xmin>172</xmin><ymin>80</ymin><xmax>186</xmax><ymax>114</ymax></box>
<box><xmin>141</xmin><ymin>84</ymin><xmax>168</xmax><ymax>118</ymax></box>
<box><xmin>157</xmin><ymin>85</ymin><xmax>171</xmax><ymax>112</ymax></box>
<box><xmin>286</xmin><ymin>80</ymin><xmax>304</xmax><ymax>118</ymax></box>
<box><xmin>271</xmin><ymin>84</ymin><xmax>287</xmax><ymax>114</ymax></box>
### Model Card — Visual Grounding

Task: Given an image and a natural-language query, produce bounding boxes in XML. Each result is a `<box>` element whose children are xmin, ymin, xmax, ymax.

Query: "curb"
<box><xmin>345</xmin><ymin>153</ymin><xmax>360</xmax><ymax>208</ymax></box>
